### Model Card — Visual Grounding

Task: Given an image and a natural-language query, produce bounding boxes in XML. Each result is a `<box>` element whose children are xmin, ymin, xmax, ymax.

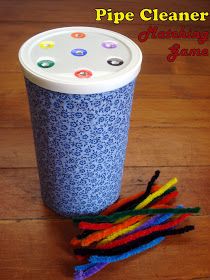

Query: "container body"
<box><xmin>25</xmin><ymin>78</ymin><xmax>136</xmax><ymax>216</ymax></box>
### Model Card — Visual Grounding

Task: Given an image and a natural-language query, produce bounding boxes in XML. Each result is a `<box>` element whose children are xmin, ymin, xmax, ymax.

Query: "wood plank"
<box><xmin>0</xmin><ymin>127</ymin><xmax>210</xmax><ymax>168</ymax></box>
<box><xmin>0</xmin><ymin>128</ymin><xmax>36</xmax><ymax>168</ymax></box>
<box><xmin>1</xmin><ymin>22</ymin><xmax>209</xmax><ymax>60</ymax></box>
<box><xmin>4</xmin><ymin>53</ymin><xmax>210</xmax><ymax>75</ymax></box>
<box><xmin>1</xmin><ymin>24</ymin><xmax>210</xmax><ymax>74</ymax></box>
<box><xmin>0</xmin><ymin>52</ymin><xmax>210</xmax><ymax>76</ymax></box>
<box><xmin>126</xmin><ymin>127</ymin><xmax>210</xmax><ymax>167</ymax></box>
<box><xmin>0</xmin><ymin>217</ymin><xmax>209</xmax><ymax>280</ymax></box>
<box><xmin>1</xmin><ymin>91</ymin><xmax>210</xmax><ymax>128</ymax></box>
<box><xmin>0</xmin><ymin>166</ymin><xmax>209</xmax><ymax>219</ymax></box>
<box><xmin>140</xmin><ymin>55</ymin><xmax>210</xmax><ymax>75</ymax></box>
<box><xmin>131</xmin><ymin>98</ymin><xmax>210</xmax><ymax>128</ymax></box>
<box><xmin>121</xmin><ymin>166</ymin><xmax>210</xmax><ymax>214</ymax></box>
<box><xmin>1</xmin><ymin>72</ymin><xmax>209</xmax><ymax>101</ymax></box>
<box><xmin>1</xmin><ymin>73</ymin><xmax>210</xmax><ymax>128</ymax></box>
<box><xmin>138</xmin><ymin>74</ymin><xmax>210</xmax><ymax>99</ymax></box>
<box><xmin>0</xmin><ymin>168</ymin><xmax>55</xmax><ymax>219</ymax></box>
<box><xmin>0</xmin><ymin>0</ymin><xmax>209</xmax><ymax>26</ymax></box>
<box><xmin>0</xmin><ymin>1</ymin><xmax>209</xmax><ymax>280</ymax></box>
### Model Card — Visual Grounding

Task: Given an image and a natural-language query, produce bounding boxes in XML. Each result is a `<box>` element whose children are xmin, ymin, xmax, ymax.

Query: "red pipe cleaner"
<box><xmin>78</xmin><ymin>204</ymin><xmax>171</xmax><ymax>231</ymax></box>
<box><xmin>96</xmin><ymin>213</ymin><xmax>190</xmax><ymax>250</ymax></box>
<box><xmin>78</xmin><ymin>191</ymin><xmax>178</xmax><ymax>231</ymax></box>
<box><xmin>154</xmin><ymin>190</ymin><xmax>178</xmax><ymax>206</ymax></box>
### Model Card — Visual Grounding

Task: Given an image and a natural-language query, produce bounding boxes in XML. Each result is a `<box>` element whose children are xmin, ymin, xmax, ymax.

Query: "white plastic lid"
<box><xmin>18</xmin><ymin>26</ymin><xmax>142</xmax><ymax>94</ymax></box>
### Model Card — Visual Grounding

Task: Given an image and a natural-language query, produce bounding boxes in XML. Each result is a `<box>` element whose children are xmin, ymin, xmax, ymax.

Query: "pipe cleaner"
<box><xmin>88</xmin><ymin>213</ymin><xmax>190</xmax><ymax>252</ymax></box>
<box><xmin>74</xmin><ymin>206</ymin><xmax>200</xmax><ymax>224</ymax></box>
<box><xmin>72</xmin><ymin>177</ymin><xmax>177</xmax><ymax>223</ymax></box>
<box><xmin>101</xmin><ymin>170</ymin><xmax>161</xmax><ymax>215</ymax></box>
<box><xmin>75</xmin><ymin>225</ymin><xmax>194</xmax><ymax>256</ymax></box>
<box><xmin>97</xmin><ymin>207</ymin><xmax>184</xmax><ymax>247</ymax></box>
<box><xmin>74</xmin><ymin>263</ymin><xmax>108</xmax><ymax>280</ymax></box>
<box><xmin>89</xmin><ymin>226</ymin><xmax>194</xmax><ymax>264</ymax></box>
<box><xmin>89</xmin><ymin>237</ymin><xmax>165</xmax><ymax>263</ymax></box>
<box><xmin>78</xmin><ymin>205</ymin><xmax>173</xmax><ymax>247</ymax></box>
<box><xmin>133</xmin><ymin>177</ymin><xmax>178</xmax><ymax>210</ymax></box>
<box><xmin>115</xmin><ymin>170</ymin><xmax>160</xmax><ymax>212</ymax></box>
<box><xmin>74</xmin><ymin>237</ymin><xmax>165</xmax><ymax>273</ymax></box>
<box><xmin>102</xmin><ymin>185</ymin><xmax>161</xmax><ymax>215</ymax></box>
<box><xmin>71</xmin><ymin>171</ymin><xmax>200</xmax><ymax>280</ymax></box>
<box><xmin>71</xmin><ymin>206</ymin><xmax>199</xmax><ymax>247</ymax></box>
<box><xmin>72</xmin><ymin>204</ymin><xmax>168</xmax><ymax>247</ymax></box>
<box><xmin>75</xmin><ymin>172</ymin><xmax>162</xmax><ymax>240</ymax></box>
<box><xmin>111</xmin><ymin>212</ymin><xmax>175</xmax><ymax>241</ymax></box>
<box><xmin>79</xmin><ymin>189</ymin><xmax>178</xmax><ymax>231</ymax></box>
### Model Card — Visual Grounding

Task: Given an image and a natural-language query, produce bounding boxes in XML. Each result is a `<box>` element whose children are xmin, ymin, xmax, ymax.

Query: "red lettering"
<box><xmin>167</xmin><ymin>43</ymin><xmax>208</xmax><ymax>62</ymax></box>
<box><xmin>202</xmin><ymin>48</ymin><xmax>209</xmax><ymax>56</ymax></box>
<box><xmin>138</xmin><ymin>31</ymin><xmax>149</xmax><ymax>42</ymax></box>
<box><xmin>167</xmin><ymin>43</ymin><xmax>180</xmax><ymax>62</ymax></box>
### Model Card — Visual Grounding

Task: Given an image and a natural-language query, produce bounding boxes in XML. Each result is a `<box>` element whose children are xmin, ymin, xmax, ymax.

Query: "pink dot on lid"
<box><xmin>74</xmin><ymin>69</ymin><xmax>92</xmax><ymax>78</ymax></box>
<box><xmin>71</xmin><ymin>32</ymin><xmax>86</xmax><ymax>38</ymax></box>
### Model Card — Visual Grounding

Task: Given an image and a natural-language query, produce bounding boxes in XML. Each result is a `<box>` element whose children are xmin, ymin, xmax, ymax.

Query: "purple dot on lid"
<box><xmin>102</xmin><ymin>41</ymin><xmax>117</xmax><ymax>49</ymax></box>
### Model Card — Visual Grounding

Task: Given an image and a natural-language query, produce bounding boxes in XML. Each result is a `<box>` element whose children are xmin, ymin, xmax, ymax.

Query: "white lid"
<box><xmin>18</xmin><ymin>26</ymin><xmax>142</xmax><ymax>94</ymax></box>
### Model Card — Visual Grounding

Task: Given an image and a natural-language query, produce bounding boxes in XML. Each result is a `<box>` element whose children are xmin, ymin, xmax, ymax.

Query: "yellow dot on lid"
<box><xmin>39</xmin><ymin>41</ymin><xmax>55</xmax><ymax>49</ymax></box>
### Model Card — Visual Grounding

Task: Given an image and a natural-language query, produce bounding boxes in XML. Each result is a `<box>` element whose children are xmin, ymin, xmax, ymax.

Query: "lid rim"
<box><xmin>18</xmin><ymin>26</ymin><xmax>142</xmax><ymax>94</ymax></box>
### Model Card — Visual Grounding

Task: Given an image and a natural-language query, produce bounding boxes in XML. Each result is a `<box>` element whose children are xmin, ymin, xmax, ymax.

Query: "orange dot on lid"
<box><xmin>71</xmin><ymin>32</ymin><xmax>86</xmax><ymax>38</ymax></box>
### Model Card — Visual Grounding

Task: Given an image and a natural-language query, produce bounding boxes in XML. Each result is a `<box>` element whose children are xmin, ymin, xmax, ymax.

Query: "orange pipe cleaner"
<box><xmin>78</xmin><ymin>191</ymin><xmax>178</xmax><ymax>231</ymax></box>
<box><xmin>80</xmin><ymin>204</ymin><xmax>170</xmax><ymax>247</ymax></box>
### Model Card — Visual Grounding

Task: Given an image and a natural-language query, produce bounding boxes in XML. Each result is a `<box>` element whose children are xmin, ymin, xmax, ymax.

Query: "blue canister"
<box><xmin>18</xmin><ymin>27</ymin><xmax>142</xmax><ymax>216</ymax></box>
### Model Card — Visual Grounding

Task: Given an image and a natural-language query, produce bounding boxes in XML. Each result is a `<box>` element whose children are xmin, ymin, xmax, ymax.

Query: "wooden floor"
<box><xmin>0</xmin><ymin>1</ymin><xmax>210</xmax><ymax>279</ymax></box>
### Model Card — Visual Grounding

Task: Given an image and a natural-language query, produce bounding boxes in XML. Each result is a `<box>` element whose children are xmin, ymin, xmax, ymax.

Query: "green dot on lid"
<box><xmin>37</xmin><ymin>60</ymin><xmax>55</xmax><ymax>68</ymax></box>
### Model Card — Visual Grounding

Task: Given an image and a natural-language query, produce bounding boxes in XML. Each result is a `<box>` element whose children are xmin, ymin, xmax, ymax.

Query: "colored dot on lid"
<box><xmin>39</xmin><ymin>41</ymin><xmax>55</xmax><ymax>49</ymax></box>
<box><xmin>71</xmin><ymin>32</ymin><xmax>86</xmax><ymax>38</ymax></box>
<box><xmin>102</xmin><ymin>41</ymin><xmax>117</xmax><ymax>49</ymax></box>
<box><xmin>71</xmin><ymin>48</ymin><xmax>87</xmax><ymax>56</ymax></box>
<box><xmin>107</xmin><ymin>57</ymin><xmax>124</xmax><ymax>66</ymax></box>
<box><xmin>74</xmin><ymin>69</ymin><xmax>92</xmax><ymax>78</ymax></box>
<box><xmin>37</xmin><ymin>59</ymin><xmax>55</xmax><ymax>68</ymax></box>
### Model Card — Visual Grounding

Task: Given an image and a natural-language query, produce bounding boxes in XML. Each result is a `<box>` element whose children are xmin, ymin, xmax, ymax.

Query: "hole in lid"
<box><xmin>71</xmin><ymin>48</ymin><xmax>87</xmax><ymax>56</ymax></box>
<box><xmin>39</xmin><ymin>41</ymin><xmax>55</xmax><ymax>49</ymax></box>
<box><xmin>71</xmin><ymin>32</ymin><xmax>86</xmax><ymax>39</ymax></box>
<box><xmin>74</xmin><ymin>69</ymin><xmax>92</xmax><ymax>78</ymax></box>
<box><xmin>37</xmin><ymin>58</ymin><xmax>55</xmax><ymax>68</ymax></box>
<box><xmin>102</xmin><ymin>41</ymin><xmax>117</xmax><ymax>49</ymax></box>
<box><xmin>107</xmin><ymin>57</ymin><xmax>124</xmax><ymax>66</ymax></box>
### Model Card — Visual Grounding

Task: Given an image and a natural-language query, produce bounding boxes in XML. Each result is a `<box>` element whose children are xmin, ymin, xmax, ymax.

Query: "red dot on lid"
<box><xmin>71</xmin><ymin>32</ymin><xmax>86</xmax><ymax>38</ymax></box>
<box><xmin>74</xmin><ymin>69</ymin><xmax>92</xmax><ymax>78</ymax></box>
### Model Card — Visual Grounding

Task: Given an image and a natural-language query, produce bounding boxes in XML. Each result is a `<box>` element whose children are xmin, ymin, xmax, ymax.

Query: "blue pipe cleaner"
<box><xmin>89</xmin><ymin>237</ymin><xmax>165</xmax><ymax>264</ymax></box>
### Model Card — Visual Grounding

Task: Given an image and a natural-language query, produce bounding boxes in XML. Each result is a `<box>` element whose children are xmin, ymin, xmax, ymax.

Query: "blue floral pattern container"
<box><xmin>25</xmin><ymin>79</ymin><xmax>135</xmax><ymax>216</ymax></box>
<box><xmin>18</xmin><ymin>27</ymin><xmax>142</xmax><ymax>217</ymax></box>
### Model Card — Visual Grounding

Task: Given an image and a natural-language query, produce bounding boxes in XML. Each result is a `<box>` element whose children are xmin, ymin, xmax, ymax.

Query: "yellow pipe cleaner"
<box><xmin>79</xmin><ymin>179</ymin><xmax>177</xmax><ymax>247</ymax></box>
<box><xmin>97</xmin><ymin>217</ymin><xmax>148</xmax><ymax>245</ymax></box>
<box><xmin>114</xmin><ymin>177</ymin><xmax>178</xmax><ymax>223</ymax></box>
<box><xmin>97</xmin><ymin>178</ymin><xmax>178</xmax><ymax>245</ymax></box>
<box><xmin>135</xmin><ymin>178</ymin><xmax>178</xmax><ymax>210</ymax></box>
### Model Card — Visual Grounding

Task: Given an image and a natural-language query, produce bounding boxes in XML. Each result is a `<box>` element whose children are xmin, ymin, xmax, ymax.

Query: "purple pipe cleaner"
<box><xmin>74</xmin><ymin>263</ymin><xmax>107</xmax><ymax>280</ymax></box>
<box><xmin>118</xmin><ymin>206</ymin><xmax>183</xmax><ymax>239</ymax></box>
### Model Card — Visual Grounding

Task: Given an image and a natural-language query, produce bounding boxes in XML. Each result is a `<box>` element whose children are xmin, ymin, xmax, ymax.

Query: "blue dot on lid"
<box><xmin>71</xmin><ymin>48</ymin><xmax>87</xmax><ymax>56</ymax></box>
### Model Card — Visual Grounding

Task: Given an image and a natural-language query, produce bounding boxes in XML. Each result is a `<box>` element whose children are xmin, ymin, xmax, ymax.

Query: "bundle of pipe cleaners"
<box><xmin>71</xmin><ymin>170</ymin><xmax>200</xmax><ymax>280</ymax></box>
